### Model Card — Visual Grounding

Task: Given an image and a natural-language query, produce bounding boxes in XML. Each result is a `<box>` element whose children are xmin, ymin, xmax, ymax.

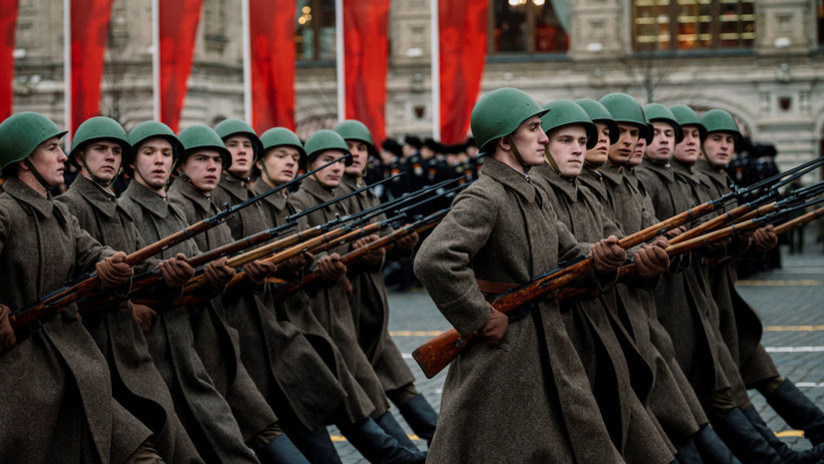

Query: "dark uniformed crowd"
<box><xmin>0</xmin><ymin>87</ymin><xmax>822</xmax><ymax>464</ymax></box>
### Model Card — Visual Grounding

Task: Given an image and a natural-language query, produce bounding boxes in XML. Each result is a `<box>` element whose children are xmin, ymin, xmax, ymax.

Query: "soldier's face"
<box><xmin>179</xmin><ymin>149</ymin><xmax>223</xmax><ymax>192</ymax></box>
<box><xmin>345</xmin><ymin>140</ymin><xmax>369</xmax><ymax>176</ymax></box>
<box><xmin>133</xmin><ymin>137</ymin><xmax>174</xmax><ymax>193</ymax></box>
<box><xmin>673</xmin><ymin>125</ymin><xmax>702</xmax><ymax>164</ymax></box>
<box><xmin>645</xmin><ymin>121</ymin><xmax>675</xmax><ymax>162</ymax></box>
<box><xmin>79</xmin><ymin>140</ymin><xmax>122</xmax><ymax>184</ymax></box>
<box><xmin>311</xmin><ymin>150</ymin><xmax>345</xmax><ymax>188</ymax></box>
<box><xmin>608</xmin><ymin>123</ymin><xmax>640</xmax><ymax>165</ymax></box>
<box><xmin>630</xmin><ymin>137</ymin><xmax>646</xmax><ymax>167</ymax></box>
<box><xmin>258</xmin><ymin>146</ymin><xmax>300</xmax><ymax>187</ymax></box>
<box><xmin>547</xmin><ymin>125</ymin><xmax>587</xmax><ymax>178</ymax></box>
<box><xmin>584</xmin><ymin>122</ymin><xmax>611</xmax><ymax>167</ymax></box>
<box><xmin>504</xmin><ymin>115</ymin><xmax>549</xmax><ymax>168</ymax></box>
<box><xmin>25</xmin><ymin>136</ymin><xmax>67</xmax><ymax>187</ymax></box>
<box><xmin>703</xmin><ymin>132</ymin><xmax>736</xmax><ymax>168</ymax></box>
<box><xmin>225</xmin><ymin>135</ymin><xmax>254</xmax><ymax>178</ymax></box>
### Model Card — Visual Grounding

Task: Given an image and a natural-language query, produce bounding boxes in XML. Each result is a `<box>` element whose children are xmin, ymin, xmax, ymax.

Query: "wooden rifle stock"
<box><xmin>773</xmin><ymin>206</ymin><xmax>824</xmax><ymax>235</ymax></box>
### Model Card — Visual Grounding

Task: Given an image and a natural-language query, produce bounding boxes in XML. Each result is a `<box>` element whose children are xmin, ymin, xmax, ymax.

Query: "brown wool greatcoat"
<box><xmin>414</xmin><ymin>158</ymin><xmax>625</xmax><ymax>464</ymax></box>
<box><xmin>251</xmin><ymin>181</ymin><xmax>375</xmax><ymax>425</ymax></box>
<box><xmin>57</xmin><ymin>174</ymin><xmax>204</xmax><ymax>464</ymax></box>
<box><xmin>210</xmin><ymin>175</ymin><xmax>349</xmax><ymax>430</ymax></box>
<box><xmin>0</xmin><ymin>177</ymin><xmax>151</xmax><ymax>464</ymax></box>
<box><xmin>695</xmin><ymin>159</ymin><xmax>779</xmax><ymax>388</ymax></box>
<box><xmin>118</xmin><ymin>179</ymin><xmax>260</xmax><ymax>464</ymax></box>
<box><xmin>290</xmin><ymin>176</ymin><xmax>390</xmax><ymax>418</ymax></box>
<box><xmin>337</xmin><ymin>173</ymin><xmax>416</xmax><ymax>392</ymax></box>
<box><xmin>166</xmin><ymin>176</ymin><xmax>278</xmax><ymax>440</ymax></box>
<box><xmin>533</xmin><ymin>164</ymin><xmax>674</xmax><ymax>464</ymax></box>
<box><xmin>591</xmin><ymin>163</ymin><xmax>712</xmax><ymax>440</ymax></box>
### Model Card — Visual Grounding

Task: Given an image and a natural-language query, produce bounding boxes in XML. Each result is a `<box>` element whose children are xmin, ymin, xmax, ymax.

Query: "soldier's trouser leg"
<box><xmin>761</xmin><ymin>377</ymin><xmax>824</xmax><ymax>447</ymax></box>
<box><xmin>375</xmin><ymin>411</ymin><xmax>420</xmax><ymax>453</ymax></box>
<box><xmin>249</xmin><ymin>423</ymin><xmax>311</xmax><ymax>464</ymax></box>
<box><xmin>123</xmin><ymin>442</ymin><xmax>164</xmax><ymax>464</ymax></box>
<box><xmin>692</xmin><ymin>425</ymin><xmax>742</xmax><ymax>464</ymax></box>
<box><xmin>740</xmin><ymin>404</ymin><xmax>824</xmax><ymax>464</ymax></box>
<box><xmin>673</xmin><ymin>437</ymin><xmax>704</xmax><ymax>464</ymax></box>
<box><xmin>338</xmin><ymin>417</ymin><xmax>427</xmax><ymax>464</ymax></box>
<box><xmin>289</xmin><ymin>426</ymin><xmax>342</xmax><ymax>464</ymax></box>
<box><xmin>710</xmin><ymin>389</ymin><xmax>788</xmax><ymax>464</ymax></box>
<box><xmin>389</xmin><ymin>384</ymin><xmax>438</xmax><ymax>447</ymax></box>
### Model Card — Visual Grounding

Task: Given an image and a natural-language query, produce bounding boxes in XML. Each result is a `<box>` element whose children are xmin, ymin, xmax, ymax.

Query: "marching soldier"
<box><xmin>119</xmin><ymin>121</ymin><xmax>263</xmax><ymax>464</ymax></box>
<box><xmin>415</xmin><ymin>88</ymin><xmax>628</xmax><ymax>463</ymax></box>
<box><xmin>0</xmin><ymin>112</ymin><xmax>160</xmax><ymax>464</ymax></box>
<box><xmin>56</xmin><ymin>116</ymin><xmax>203</xmax><ymax>464</ymax></box>
<box><xmin>290</xmin><ymin>129</ymin><xmax>427</xmax><ymax>464</ymax></box>
<box><xmin>334</xmin><ymin>120</ymin><xmax>439</xmax><ymax>446</ymax></box>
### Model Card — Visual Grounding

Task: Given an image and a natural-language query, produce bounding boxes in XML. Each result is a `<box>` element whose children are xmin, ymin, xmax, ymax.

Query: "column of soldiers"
<box><xmin>414</xmin><ymin>89</ymin><xmax>824</xmax><ymax>464</ymax></box>
<box><xmin>0</xmin><ymin>112</ymin><xmax>439</xmax><ymax>463</ymax></box>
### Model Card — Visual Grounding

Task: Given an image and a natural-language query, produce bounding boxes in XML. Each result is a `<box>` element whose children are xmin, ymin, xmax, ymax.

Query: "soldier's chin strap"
<box><xmin>78</xmin><ymin>152</ymin><xmax>121</xmax><ymax>189</ymax></box>
<box><xmin>506</xmin><ymin>135</ymin><xmax>532</xmax><ymax>177</ymax></box>
<box><xmin>22</xmin><ymin>158</ymin><xmax>53</xmax><ymax>192</ymax></box>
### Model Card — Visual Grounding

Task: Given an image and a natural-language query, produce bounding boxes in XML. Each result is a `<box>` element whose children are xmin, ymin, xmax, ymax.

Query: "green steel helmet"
<box><xmin>129</xmin><ymin>120</ymin><xmax>185</xmax><ymax>161</ymax></box>
<box><xmin>669</xmin><ymin>104</ymin><xmax>707</xmax><ymax>140</ymax></box>
<box><xmin>541</xmin><ymin>100</ymin><xmax>598</xmax><ymax>149</ymax></box>
<box><xmin>302</xmin><ymin>129</ymin><xmax>353</xmax><ymax>170</ymax></box>
<box><xmin>700</xmin><ymin>109</ymin><xmax>740</xmax><ymax>137</ymax></box>
<box><xmin>69</xmin><ymin>116</ymin><xmax>132</xmax><ymax>169</ymax></box>
<box><xmin>642</xmin><ymin>103</ymin><xmax>683</xmax><ymax>144</ymax></box>
<box><xmin>260</xmin><ymin>127</ymin><xmax>306</xmax><ymax>157</ymax></box>
<box><xmin>574</xmin><ymin>98</ymin><xmax>619</xmax><ymax>144</ymax></box>
<box><xmin>177</xmin><ymin>124</ymin><xmax>232</xmax><ymax>169</ymax></box>
<box><xmin>0</xmin><ymin>112</ymin><xmax>67</xmax><ymax>171</ymax></box>
<box><xmin>334</xmin><ymin>119</ymin><xmax>374</xmax><ymax>148</ymax></box>
<box><xmin>599</xmin><ymin>92</ymin><xmax>652</xmax><ymax>144</ymax></box>
<box><xmin>470</xmin><ymin>87</ymin><xmax>549</xmax><ymax>152</ymax></box>
<box><xmin>214</xmin><ymin>118</ymin><xmax>263</xmax><ymax>159</ymax></box>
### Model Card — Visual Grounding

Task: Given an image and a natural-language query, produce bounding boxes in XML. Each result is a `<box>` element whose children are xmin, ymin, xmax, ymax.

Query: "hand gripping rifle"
<box><xmin>10</xmin><ymin>154</ymin><xmax>350</xmax><ymax>330</ymax></box>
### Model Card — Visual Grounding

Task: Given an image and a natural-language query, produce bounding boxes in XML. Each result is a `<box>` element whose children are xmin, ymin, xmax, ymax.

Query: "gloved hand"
<box><xmin>635</xmin><ymin>241</ymin><xmax>671</xmax><ymax>278</ymax></box>
<box><xmin>243</xmin><ymin>259</ymin><xmax>277</xmax><ymax>285</ymax></box>
<box><xmin>751</xmin><ymin>225</ymin><xmax>778</xmax><ymax>252</ymax></box>
<box><xmin>158</xmin><ymin>253</ymin><xmax>195</xmax><ymax>288</ymax></box>
<box><xmin>317</xmin><ymin>254</ymin><xmax>346</xmax><ymax>282</ymax></box>
<box><xmin>0</xmin><ymin>304</ymin><xmax>16</xmax><ymax>354</ymax></box>
<box><xmin>284</xmin><ymin>252</ymin><xmax>313</xmax><ymax>276</ymax></box>
<box><xmin>591</xmin><ymin>235</ymin><xmax>626</xmax><ymax>274</ymax></box>
<box><xmin>96</xmin><ymin>251</ymin><xmax>134</xmax><ymax>289</ymax></box>
<box><xmin>204</xmin><ymin>257</ymin><xmax>236</xmax><ymax>289</ymax></box>
<box><xmin>395</xmin><ymin>230</ymin><xmax>419</xmax><ymax>252</ymax></box>
<box><xmin>664</xmin><ymin>226</ymin><xmax>686</xmax><ymax>240</ymax></box>
<box><xmin>480</xmin><ymin>304</ymin><xmax>508</xmax><ymax>345</ymax></box>
<box><xmin>130</xmin><ymin>301</ymin><xmax>157</xmax><ymax>333</ymax></box>
<box><xmin>352</xmin><ymin>235</ymin><xmax>385</xmax><ymax>266</ymax></box>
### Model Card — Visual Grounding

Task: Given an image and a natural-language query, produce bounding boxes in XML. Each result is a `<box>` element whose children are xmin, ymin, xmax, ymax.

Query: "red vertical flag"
<box><xmin>71</xmin><ymin>0</ymin><xmax>113</xmax><ymax>129</ymax></box>
<box><xmin>343</xmin><ymin>0</ymin><xmax>389</xmax><ymax>143</ymax></box>
<box><xmin>0</xmin><ymin>0</ymin><xmax>18</xmax><ymax>120</ymax></box>
<box><xmin>159</xmin><ymin>0</ymin><xmax>202</xmax><ymax>132</ymax></box>
<box><xmin>249</xmin><ymin>0</ymin><xmax>296</xmax><ymax>132</ymax></box>
<box><xmin>439</xmin><ymin>1</ymin><xmax>487</xmax><ymax>144</ymax></box>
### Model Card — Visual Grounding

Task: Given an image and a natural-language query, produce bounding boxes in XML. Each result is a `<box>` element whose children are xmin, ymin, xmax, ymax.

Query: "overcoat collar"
<box><xmin>481</xmin><ymin>157</ymin><xmax>544</xmax><ymax>204</ymax></box>
<box><xmin>641</xmin><ymin>158</ymin><xmax>675</xmax><ymax>182</ymax></box>
<box><xmin>172</xmin><ymin>175</ymin><xmax>213</xmax><ymax>214</ymax></box>
<box><xmin>2</xmin><ymin>177</ymin><xmax>57</xmax><ymax>218</ymax></box>
<box><xmin>671</xmin><ymin>159</ymin><xmax>695</xmax><ymax>175</ymax></box>
<box><xmin>696</xmin><ymin>158</ymin><xmax>730</xmax><ymax>188</ymax></box>
<box><xmin>539</xmin><ymin>164</ymin><xmax>579</xmax><ymax>203</ymax></box>
<box><xmin>599</xmin><ymin>162</ymin><xmax>625</xmax><ymax>187</ymax></box>
<box><xmin>124</xmin><ymin>179</ymin><xmax>171</xmax><ymax>219</ymax></box>
<box><xmin>218</xmin><ymin>173</ymin><xmax>250</xmax><ymax>202</ymax></box>
<box><xmin>70</xmin><ymin>174</ymin><xmax>118</xmax><ymax>218</ymax></box>
<box><xmin>253</xmin><ymin>181</ymin><xmax>289</xmax><ymax>212</ymax></box>
<box><xmin>301</xmin><ymin>176</ymin><xmax>337</xmax><ymax>203</ymax></box>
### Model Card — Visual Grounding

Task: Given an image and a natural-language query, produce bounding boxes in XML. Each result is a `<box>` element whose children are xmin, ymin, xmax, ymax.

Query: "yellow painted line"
<box><xmin>389</xmin><ymin>330</ymin><xmax>443</xmax><ymax>337</ymax></box>
<box><xmin>331</xmin><ymin>434</ymin><xmax>420</xmax><ymax>442</ymax></box>
<box><xmin>737</xmin><ymin>279</ymin><xmax>822</xmax><ymax>286</ymax></box>
<box><xmin>764</xmin><ymin>325</ymin><xmax>824</xmax><ymax>332</ymax></box>
<box><xmin>775</xmin><ymin>430</ymin><xmax>804</xmax><ymax>438</ymax></box>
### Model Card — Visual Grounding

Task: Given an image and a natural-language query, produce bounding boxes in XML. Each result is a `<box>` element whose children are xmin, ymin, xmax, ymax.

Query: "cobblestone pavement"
<box><xmin>332</xmin><ymin>230</ymin><xmax>824</xmax><ymax>462</ymax></box>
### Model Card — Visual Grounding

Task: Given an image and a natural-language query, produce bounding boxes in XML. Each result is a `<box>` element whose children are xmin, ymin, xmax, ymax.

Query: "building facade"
<box><xmin>10</xmin><ymin>0</ymin><xmax>824</xmax><ymax>173</ymax></box>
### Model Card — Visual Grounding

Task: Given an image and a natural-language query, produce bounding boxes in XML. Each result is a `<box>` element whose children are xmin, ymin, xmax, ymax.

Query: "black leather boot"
<box><xmin>289</xmin><ymin>426</ymin><xmax>343</xmax><ymax>464</ymax></box>
<box><xmin>375</xmin><ymin>412</ymin><xmax>420</xmax><ymax>453</ymax></box>
<box><xmin>257</xmin><ymin>434</ymin><xmax>311</xmax><ymax>464</ymax></box>
<box><xmin>693</xmin><ymin>424</ymin><xmax>742</xmax><ymax>464</ymax></box>
<box><xmin>338</xmin><ymin>418</ymin><xmax>427</xmax><ymax>464</ymax></box>
<box><xmin>741</xmin><ymin>404</ymin><xmax>824</xmax><ymax>464</ymax></box>
<box><xmin>675</xmin><ymin>437</ymin><xmax>705</xmax><ymax>464</ymax></box>
<box><xmin>713</xmin><ymin>408</ymin><xmax>789</xmax><ymax>464</ymax></box>
<box><xmin>397</xmin><ymin>393</ymin><xmax>438</xmax><ymax>446</ymax></box>
<box><xmin>766</xmin><ymin>379</ymin><xmax>824</xmax><ymax>447</ymax></box>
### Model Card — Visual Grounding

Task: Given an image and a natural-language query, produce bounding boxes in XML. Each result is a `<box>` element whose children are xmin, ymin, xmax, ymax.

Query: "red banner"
<box><xmin>250</xmin><ymin>0</ymin><xmax>296</xmax><ymax>132</ymax></box>
<box><xmin>0</xmin><ymin>0</ymin><xmax>18</xmax><ymax>120</ymax></box>
<box><xmin>160</xmin><ymin>0</ymin><xmax>202</xmax><ymax>132</ymax></box>
<box><xmin>343</xmin><ymin>0</ymin><xmax>389</xmax><ymax>144</ymax></box>
<box><xmin>439</xmin><ymin>0</ymin><xmax>487</xmax><ymax>144</ymax></box>
<box><xmin>71</xmin><ymin>0</ymin><xmax>113</xmax><ymax>129</ymax></box>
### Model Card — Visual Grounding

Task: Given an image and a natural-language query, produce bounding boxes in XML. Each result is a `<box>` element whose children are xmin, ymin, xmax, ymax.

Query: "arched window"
<box><xmin>489</xmin><ymin>0</ymin><xmax>569</xmax><ymax>54</ymax></box>
<box><xmin>296</xmin><ymin>0</ymin><xmax>336</xmax><ymax>61</ymax></box>
<box><xmin>632</xmin><ymin>0</ymin><xmax>755</xmax><ymax>52</ymax></box>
